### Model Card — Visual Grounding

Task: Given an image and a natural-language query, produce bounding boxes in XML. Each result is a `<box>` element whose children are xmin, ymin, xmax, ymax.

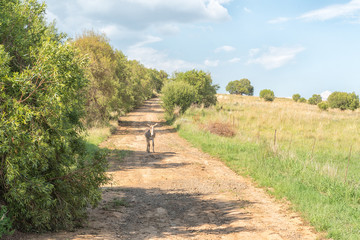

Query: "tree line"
<box><xmin>226</xmin><ymin>79</ymin><xmax>359</xmax><ymax>110</ymax></box>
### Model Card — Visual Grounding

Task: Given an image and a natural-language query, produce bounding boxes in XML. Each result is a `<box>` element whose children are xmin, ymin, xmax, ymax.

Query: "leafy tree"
<box><xmin>74</xmin><ymin>32</ymin><xmax>166</xmax><ymax>125</ymax></box>
<box><xmin>161</xmin><ymin>81</ymin><xmax>196</xmax><ymax>120</ymax></box>
<box><xmin>318</xmin><ymin>101</ymin><xmax>329</xmax><ymax>111</ymax></box>
<box><xmin>259</xmin><ymin>89</ymin><xmax>275</xmax><ymax>102</ymax></box>
<box><xmin>292</xmin><ymin>93</ymin><xmax>301</xmax><ymax>102</ymax></box>
<box><xmin>173</xmin><ymin>70</ymin><xmax>218</xmax><ymax>107</ymax></box>
<box><xmin>226</xmin><ymin>79</ymin><xmax>254</xmax><ymax>96</ymax></box>
<box><xmin>73</xmin><ymin>31</ymin><xmax>121</xmax><ymax>126</ymax></box>
<box><xmin>0</xmin><ymin>0</ymin><xmax>108</xmax><ymax>232</ymax></box>
<box><xmin>327</xmin><ymin>92</ymin><xmax>359</xmax><ymax>111</ymax></box>
<box><xmin>308</xmin><ymin>94</ymin><xmax>322</xmax><ymax>105</ymax></box>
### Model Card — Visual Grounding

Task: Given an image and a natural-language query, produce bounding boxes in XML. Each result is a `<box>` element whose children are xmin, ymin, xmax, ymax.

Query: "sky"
<box><xmin>44</xmin><ymin>0</ymin><xmax>360</xmax><ymax>98</ymax></box>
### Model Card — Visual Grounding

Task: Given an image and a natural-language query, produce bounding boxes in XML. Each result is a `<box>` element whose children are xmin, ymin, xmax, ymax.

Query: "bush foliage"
<box><xmin>172</xmin><ymin>70</ymin><xmax>218</xmax><ymax>107</ymax></box>
<box><xmin>292</xmin><ymin>93</ymin><xmax>301</xmax><ymax>102</ymax></box>
<box><xmin>259</xmin><ymin>89</ymin><xmax>275</xmax><ymax>101</ymax></box>
<box><xmin>318</xmin><ymin>101</ymin><xmax>329</xmax><ymax>111</ymax></box>
<box><xmin>161</xmin><ymin>70</ymin><xmax>218</xmax><ymax>120</ymax></box>
<box><xmin>299</xmin><ymin>97</ymin><xmax>307</xmax><ymax>103</ymax></box>
<box><xmin>161</xmin><ymin>81</ymin><xmax>196</xmax><ymax>119</ymax></box>
<box><xmin>308</xmin><ymin>94</ymin><xmax>322</xmax><ymax>105</ymax></box>
<box><xmin>0</xmin><ymin>0</ymin><xmax>109</xmax><ymax>232</ymax></box>
<box><xmin>327</xmin><ymin>91</ymin><xmax>359</xmax><ymax>111</ymax></box>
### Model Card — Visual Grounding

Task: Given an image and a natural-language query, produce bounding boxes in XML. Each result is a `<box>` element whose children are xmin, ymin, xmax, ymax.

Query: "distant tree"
<box><xmin>299</xmin><ymin>97</ymin><xmax>307</xmax><ymax>103</ymax></box>
<box><xmin>308</xmin><ymin>94</ymin><xmax>322</xmax><ymax>105</ymax></box>
<box><xmin>259</xmin><ymin>89</ymin><xmax>275</xmax><ymax>101</ymax></box>
<box><xmin>292</xmin><ymin>93</ymin><xmax>301</xmax><ymax>102</ymax></box>
<box><xmin>226</xmin><ymin>79</ymin><xmax>254</xmax><ymax>96</ymax></box>
<box><xmin>173</xmin><ymin>70</ymin><xmax>218</xmax><ymax>107</ymax></box>
<box><xmin>327</xmin><ymin>92</ymin><xmax>359</xmax><ymax>111</ymax></box>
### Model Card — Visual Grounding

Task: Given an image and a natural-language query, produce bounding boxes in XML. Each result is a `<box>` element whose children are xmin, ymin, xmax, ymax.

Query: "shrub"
<box><xmin>0</xmin><ymin>0</ymin><xmax>109</xmax><ymax>232</ymax></box>
<box><xmin>299</xmin><ymin>97</ymin><xmax>307</xmax><ymax>103</ymax></box>
<box><xmin>327</xmin><ymin>92</ymin><xmax>359</xmax><ymax>111</ymax></box>
<box><xmin>259</xmin><ymin>89</ymin><xmax>275</xmax><ymax>102</ymax></box>
<box><xmin>161</xmin><ymin>81</ymin><xmax>196</xmax><ymax>120</ymax></box>
<box><xmin>292</xmin><ymin>93</ymin><xmax>301</xmax><ymax>102</ymax></box>
<box><xmin>308</xmin><ymin>94</ymin><xmax>322</xmax><ymax>105</ymax></box>
<box><xmin>173</xmin><ymin>70</ymin><xmax>218</xmax><ymax>107</ymax></box>
<box><xmin>0</xmin><ymin>206</ymin><xmax>13</xmax><ymax>238</ymax></box>
<box><xmin>318</xmin><ymin>101</ymin><xmax>329</xmax><ymax>111</ymax></box>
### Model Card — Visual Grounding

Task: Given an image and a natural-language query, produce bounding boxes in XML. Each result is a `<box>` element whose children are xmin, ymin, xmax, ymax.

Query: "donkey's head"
<box><xmin>147</xmin><ymin>123</ymin><xmax>158</xmax><ymax>135</ymax></box>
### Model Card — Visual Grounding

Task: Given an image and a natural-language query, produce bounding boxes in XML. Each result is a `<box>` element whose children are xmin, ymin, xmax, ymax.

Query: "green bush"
<box><xmin>259</xmin><ymin>89</ymin><xmax>275</xmax><ymax>102</ymax></box>
<box><xmin>0</xmin><ymin>0</ymin><xmax>109</xmax><ymax>232</ymax></box>
<box><xmin>327</xmin><ymin>92</ymin><xmax>359</xmax><ymax>111</ymax></box>
<box><xmin>173</xmin><ymin>70</ymin><xmax>218</xmax><ymax>107</ymax></box>
<box><xmin>0</xmin><ymin>206</ymin><xmax>13</xmax><ymax>238</ymax></box>
<box><xmin>161</xmin><ymin>81</ymin><xmax>196</xmax><ymax>120</ymax></box>
<box><xmin>308</xmin><ymin>94</ymin><xmax>322</xmax><ymax>105</ymax></box>
<box><xmin>292</xmin><ymin>93</ymin><xmax>301</xmax><ymax>102</ymax></box>
<box><xmin>299</xmin><ymin>97</ymin><xmax>307</xmax><ymax>103</ymax></box>
<box><xmin>318</xmin><ymin>101</ymin><xmax>329</xmax><ymax>111</ymax></box>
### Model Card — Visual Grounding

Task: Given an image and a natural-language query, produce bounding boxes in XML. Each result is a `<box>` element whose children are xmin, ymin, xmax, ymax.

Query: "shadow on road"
<box><xmin>106</xmin><ymin>150</ymin><xmax>182</xmax><ymax>171</ymax></box>
<box><xmin>100</xmin><ymin>186</ymin><xmax>254</xmax><ymax>239</ymax></box>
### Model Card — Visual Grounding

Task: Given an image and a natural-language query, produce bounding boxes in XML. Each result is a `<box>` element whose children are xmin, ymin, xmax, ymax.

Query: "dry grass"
<box><xmin>203</xmin><ymin>122</ymin><xmax>236</xmax><ymax>137</ymax></box>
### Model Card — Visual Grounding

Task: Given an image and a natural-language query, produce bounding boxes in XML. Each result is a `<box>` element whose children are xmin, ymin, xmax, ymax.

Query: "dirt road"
<box><xmin>25</xmin><ymin>98</ymin><xmax>322</xmax><ymax>239</ymax></box>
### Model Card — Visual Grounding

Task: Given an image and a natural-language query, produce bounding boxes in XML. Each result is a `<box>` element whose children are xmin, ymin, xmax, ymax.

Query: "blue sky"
<box><xmin>44</xmin><ymin>0</ymin><xmax>360</xmax><ymax>98</ymax></box>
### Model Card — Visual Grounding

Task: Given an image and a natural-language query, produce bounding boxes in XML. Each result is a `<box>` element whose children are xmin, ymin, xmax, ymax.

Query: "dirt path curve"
<box><xmin>30</xmin><ymin>98</ymin><xmax>322</xmax><ymax>240</ymax></box>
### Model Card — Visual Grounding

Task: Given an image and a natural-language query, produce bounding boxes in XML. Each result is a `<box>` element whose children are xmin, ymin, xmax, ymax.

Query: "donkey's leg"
<box><xmin>152</xmin><ymin>139</ymin><xmax>155</xmax><ymax>153</ymax></box>
<box><xmin>146</xmin><ymin>139</ymin><xmax>150</xmax><ymax>153</ymax></box>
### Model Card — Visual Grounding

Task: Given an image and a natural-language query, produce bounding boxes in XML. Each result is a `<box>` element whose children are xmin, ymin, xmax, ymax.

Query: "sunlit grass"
<box><xmin>176</xmin><ymin>94</ymin><xmax>360</xmax><ymax>240</ymax></box>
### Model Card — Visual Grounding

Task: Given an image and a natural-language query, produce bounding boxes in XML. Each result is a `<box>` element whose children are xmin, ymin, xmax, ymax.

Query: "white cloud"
<box><xmin>50</xmin><ymin>0</ymin><xmax>231</xmax><ymax>30</ymax></box>
<box><xmin>321</xmin><ymin>90</ymin><xmax>332</xmax><ymax>100</ymax></box>
<box><xmin>244</xmin><ymin>7</ymin><xmax>252</xmax><ymax>13</ymax></box>
<box><xmin>228</xmin><ymin>57</ymin><xmax>241</xmax><ymax>63</ymax></box>
<box><xmin>247</xmin><ymin>46</ymin><xmax>305</xmax><ymax>70</ymax></box>
<box><xmin>248</xmin><ymin>48</ymin><xmax>260</xmax><ymax>57</ymax></box>
<box><xmin>215</xmin><ymin>45</ymin><xmax>236</xmax><ymax>53</ymax></box>
<box><xmin>204</xmin><ymin>59</ymin><xmax>220</xmax><ymax>67</ymax></box>
<box><xmin>298</xmin><ymin>0</ymin><xmax>360</xmax><ymax>21</ymax></box>
<box><xmin>268</xmin><ymin>17</ymin><xmax>289</xmax><ymax>24</ymax></box>
<box><xmin>126</xmin><ymin>38</ymin><xmax>198</xmax><ymax>72</ymax></box>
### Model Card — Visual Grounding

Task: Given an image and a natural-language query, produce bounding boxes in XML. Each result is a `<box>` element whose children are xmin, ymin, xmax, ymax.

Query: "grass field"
<box><xmin>176</xmin><ymin>94</ymin><xmax>360</xmax><ymax>240</ymax></box>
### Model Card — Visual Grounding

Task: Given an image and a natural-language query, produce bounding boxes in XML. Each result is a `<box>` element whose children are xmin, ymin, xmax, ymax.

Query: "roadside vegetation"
<box><xmin>176</xmin><ymin>94</ymin><xmax>360</xmax><ymax>240</ymax></box>
<box><xmin>0</xmin><ymin>0</ymin><xmax>215</xmax><ymax>235</ymax></box>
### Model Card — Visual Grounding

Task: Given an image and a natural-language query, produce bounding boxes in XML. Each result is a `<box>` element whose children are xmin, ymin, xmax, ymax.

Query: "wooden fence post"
<box><xmin>344</xmin><ymin>145</ymin><xmax>352</xmax><ymax>184</ymax></box>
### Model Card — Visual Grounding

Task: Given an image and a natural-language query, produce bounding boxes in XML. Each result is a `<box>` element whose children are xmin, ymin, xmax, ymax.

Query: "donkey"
<box><xmin>145</xmin><ymin>123</ymin><xmax>158</xmax><ymax>153</ymax></box>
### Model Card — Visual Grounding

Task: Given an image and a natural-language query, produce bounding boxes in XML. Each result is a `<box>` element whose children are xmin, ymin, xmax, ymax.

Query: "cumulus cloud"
<box><xmin>321</xmin><ymin>90</ymin><xmax>332</xmax><ymax>100</ymax></box>
<box><xmin>298</xmin><ymin>0</ymin><xmax>360</xmax><ymax>21</ymax></box>
<box><xmin>45</xmin><ymin>0</ymin><xmax>231</xmax><ymax>33</ymax></box>
<box><xmin>215</xmin><ymin>45</ymin><xmax>236</xmax><ymax>53</ymax></box>
<box><xmin>247</xmin><ymin>46</ymin><xmax>305</xmax><ymax>70</ymax></box>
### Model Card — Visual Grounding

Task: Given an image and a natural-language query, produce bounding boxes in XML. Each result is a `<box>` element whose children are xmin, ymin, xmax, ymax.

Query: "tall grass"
<box><xmin>84</xmin><ymin>121</ymin><xmax>117</xmax><ymax>155</ymax></box>
<box><xmin>176</xmin><ymin>94</ymin><xmax>360</xmax><ymax>240</ymax></box>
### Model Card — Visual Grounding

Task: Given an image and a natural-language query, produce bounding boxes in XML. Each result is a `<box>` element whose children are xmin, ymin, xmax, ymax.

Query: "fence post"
<box><xmin>344</xmin><ymin>145</ymin><xmax>352</xmax><ymax>184</ymax></box>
